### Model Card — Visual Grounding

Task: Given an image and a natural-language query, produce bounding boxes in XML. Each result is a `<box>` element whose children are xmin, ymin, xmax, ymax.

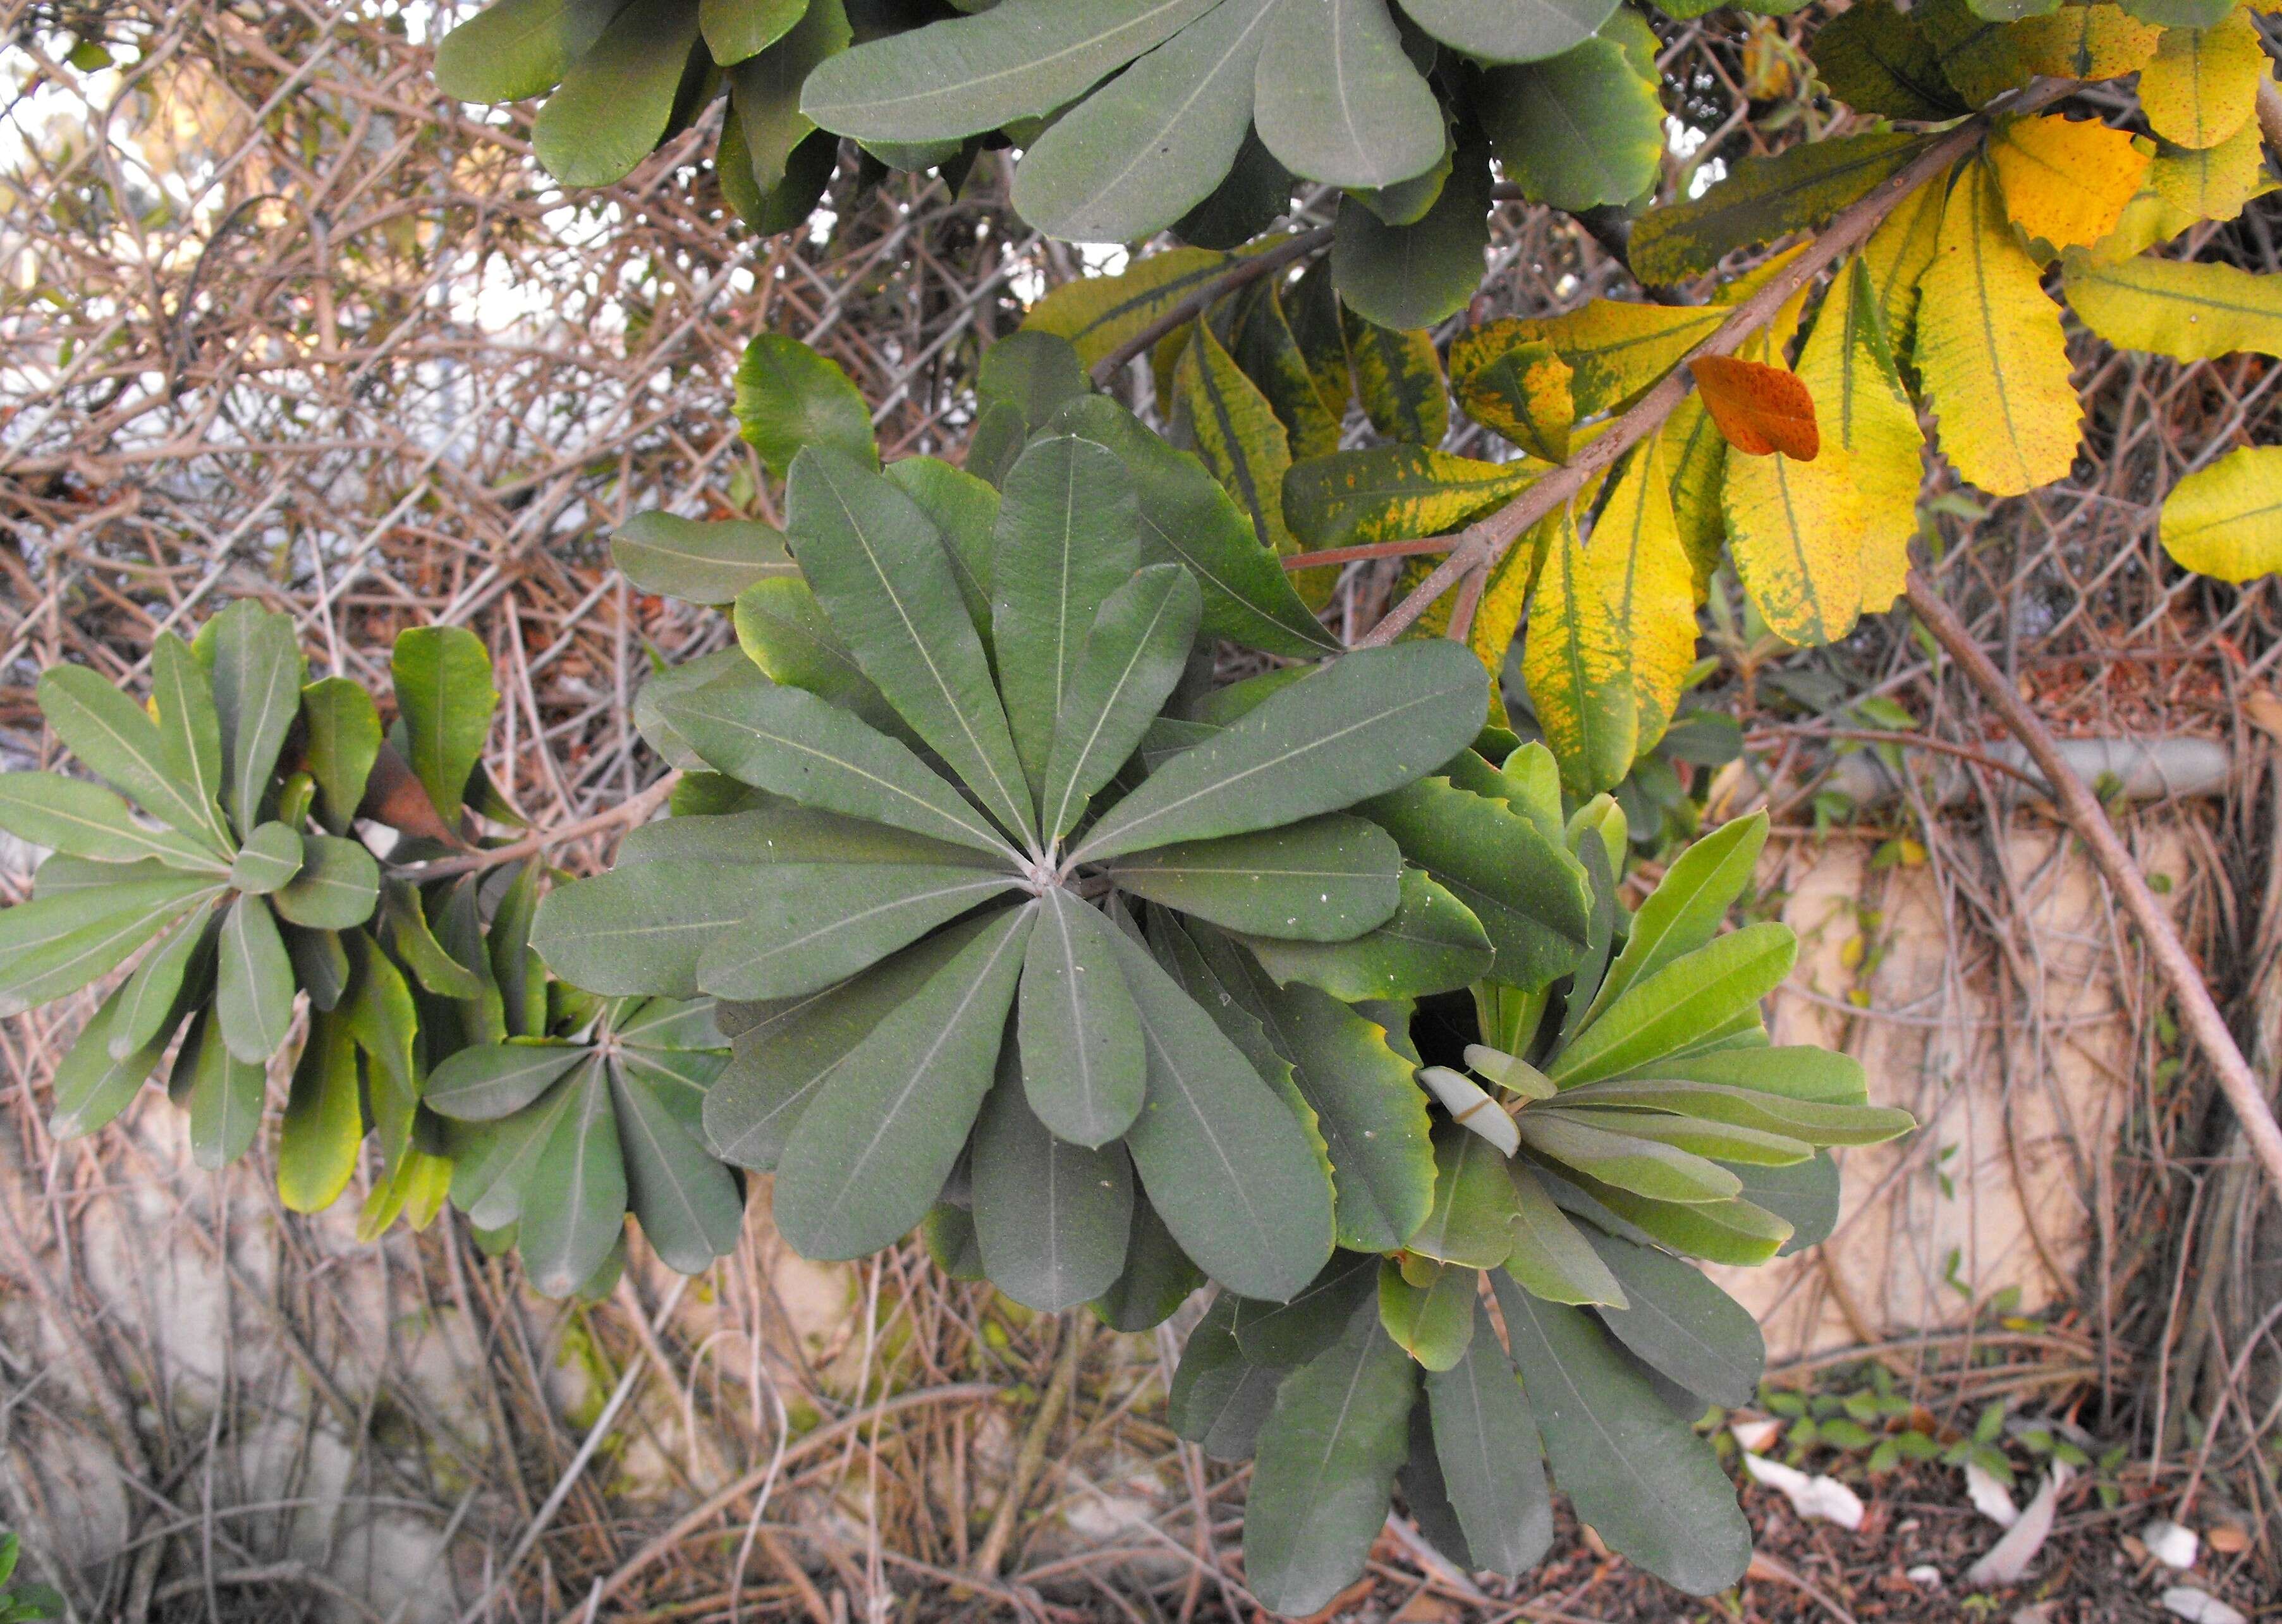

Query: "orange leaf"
<box><xmin>1689</xmin><ymin>355</ymin><xmax>1821</xmax><ymax>460</ymax></box>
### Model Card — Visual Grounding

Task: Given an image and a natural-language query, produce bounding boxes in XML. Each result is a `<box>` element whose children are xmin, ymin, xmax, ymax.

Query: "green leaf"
<box><xmin>0</xmin><ymin>874</ymin><xmax>218</xmax><ymax>1018</ymax></box>
<box><xmin>656</xmin><ymin>665</ymin><xmax>1020</xmax><ymax>859</ymax></box>
<box><xmin>1174</xmin><ymin>124</ymin><xmax>1295</xmax><ymax>248</ymax></box>
<box><xmin>1090</xmin><ymin>1189</ymin><xmax>1207</xmax><ymax>1329</ymax></box>
<box><xmin>0</xmin><ymin>772</ymin><xmax>229</xmax><ymax>872</ymax></box>
<box><xmin>1807</xmin><ymin>0</ymin><xmax>1970</xmax><ymax>121</ymax></box>
<box><xmin>300</xmin><ymin>677</ymin><xmax>381</xmax><ymax>836</ymax></box>
<box><xmin>1018</xmin><ymin>887</ymin><xmax>1147</xmax><ymax>1145</ymax></box>
<box><xmin>1915</xmin><ymin>0</ymin><xmax>2029</xmax><ymax>106</ymax></box>
<box><xmin>612</xmin><ymin>514</ymin><xmax>795</xmax><ymax>605</ymax></box>
<box><xmin>1254</xmin><ymin>0</ymin><xmax>1443</xmax><ymax>189</ymax></box>
<box><xmin>1558</xmin><ymin>1077</ymin><xmax>1908</xmax><ymax>1147</ymax></box>
<box><xmin>228</xmin><ymin>821</ymin><xmax>304</xmax><ymax>894</ymax></box>
<box><xmin>1630</xmin><ymin>134</ymin><xmax>1933</xmax><ymax>285</ymax></box>
<box><xmin>434</xmin><ymin>0</ymin><xmax>622</xmax><ymax>101</ymax></box>
<box><xmin>279</xmin><ymin>1007</ymin><xmax>362</xmax><ymax>1212</ymax></box>
<box><xmin>531</xmin><ymin>861</ymin><xmax>784</xmax><ymax>998</ymax></box>
<box><xmin>1104</xmin><ymin>816</ymin><xmax>1403</xmax><ymax>941</ymax></box>
<box><xmin>1012</xmin><ymin>0</ymin><xmax>1279</xmax><ymax>241</ymax></box>
<box><xmin>1230</xmin><ymin>282</ymin><xmax>1342</xmax><ymax>463</ymax></box>
<box><xmin>702</xmin><ymin>0</ymin><xmax>807</xmax><ymax>64</ymax></box>
<box><xmin>391</xmin><ymin>626</ymin><xmax>496</xmax><ymax>829</ymax></box>
<box><xmin>1400</xmin><ymin>0</ymin><xmax>1616</xmax><ymax>63</ymax></box>
<box><xmin>270</xmin><ymin>834</ymin><xmax>381</xmax><ymax>931</ymax></box>
<box><xmin>1550</xmin><ymin>920</ymin><xmax>1795</xmax><ymax>1086</ymax></box>
<box><xmin>1283</xmin><ymin>446</ymin><xmax>1541</xmax><ymax>550</ymax></box>
<box><xmin>216</xmin><ymin>894</ymin><xmax>295</xmax><ymax>1065</ymax></box>
<box><xmin>1361</xmin><ymin>776</ymin><xmax>1592</xmax><ymax>991</ymax></box>
<box><xmin>532</xmin><ymin>0</ymin><xmax>702</xmax><ymax>186</ymax></box>
<box><xmin>1555</xmin><ymin>1166</ymin><xmax>1793</xmax><ymax>1264</ymax></box>
<box><xmin>800</xmin><ymin>0</ymin><xmax>1219</xmax><ymax>140</ymax></box>
<box><xmin>971</xmin><ymin>1052</ymin><xmax>1135</xmax><ymax>1309</ymax></box>
<box><xmin>150</xmin><ymin>632</ymin><xmax>233</xmax><ymax>852</ymax></box>
<box><xmin>521</xmin><ymin>1059</ymin><xmax>628</xmax><ymax>1295</ymax></box>
<box><xmin>1551</xmin><ymin>1104</ymin><xmax>1809</xmax><ymax>1164</ymax></box>
<box><xmin>1378</xmin><ymin>1257</ymin><xmax>1478</xmax><ymax>1371</ymax></box>
<box><xmin>774</xmin><ymin>903</ymin><xmax>1032</xmax><ymax>1257</ymax></box>
<box><xmin>1230</xmin><ymin>1250</ymin><xmax>1382</xmax><ymax>1364</ymax></box>
<box><xmin>736</xmin><ymin>334</ymin><xmax>877</xmax><ymax>480</ymax></box>
<box><xmin>726</xmin><ymin>0</ymin><xmax>850</xmax><ymax>193</ymax></box>
<box><xmin>1504</xmin><ymin>1161</ymin><xmax>1628</xmax><ymax>1305</ymax></box>
<box><xmin>1075</xmin><ymin>642</ymin><xmax>1486</xmax><ymax>863</ymax></box>
<box><xmin>109</xmin><ymin>903</ymin><xmax>216</xmax><ymax>1060</ymax></box>
<box><xmin>1331</xmin><ymin>145</ymin><xmax>1493</xmax><ymax>331</ymax></box>
<box><xmin>1492</xmin><ymin>1281</ymin><xmax>1751</xmax><ymax>1594</ymax></box>
<box><xmin>1195</xmin><ymin>929</ymin><xmax>1436</xmax><ymax>1254</ymax></box>
<box><xmin>1733</xmin><ymin>1151</ymin><xmax>1841</xmax><ymax>1253</ymax></box>
<box><xmin>1589</xmin><ymin>810</ymin><xmax>1766</xmax><ymax>1022</ymax></box>
<box><xmin>53</xmin><ymin>974</ymin><xmax>188</xmax><ymax>1139</ymax></box>
<box><xmin>1583</xmin><ymin>1230</ymin><xmax>1764</xmax><ymax>1407</ymax></box>
<box><xmin>1168</xmin><ymin>1296</ymin><xmax>1286</xmax><ymax>1459</ymax></box>
<box><xmin>36</xmin><ymin>666</ymin><xmax>233</xmax><ymax>855</ymax></box>
<box><xmin>1408</xmin><ymin>1121</ymin><xmax>1523</xmax><ymax>1266</ymax></box>
<box><xmin>2118</xmin><ymin>0</ymin><xmax>2235</xmax><ymax>23</ymax></box>
<box><xmin>1047</xmin><ymin>394</ymin><xmax>1337</xmax><ymax>657</ymax></box>
<box><xmin>1022</xmin><ymin>245</ymin><xmax>1233</xmax><ymax>372</ymax></box>
<box><xmin>207</xmin><ymin>604</ymin><xmax>306</xmax><ymax>838</ymax></box>
<box><xmin>1345</xmin><ymin>315</ymin><xmax>1451</xmax><ymax>446</ymax></box>
<box><xmin>696</xmin><ymin>863</ymin><xmax>1022</xmax><ymax>999</ymax></box>
<box><xmin>1039</xmin><ymin>565</ymin><xmax>1202</xmax><ymax>841</ymax></box>
<box><xmin>1111</xmin><ymin>926</ymin><xmax>1336</xmax><ymax>1299</ymax></box>
<box><xmin>611</xmin><ymin>1050</ymin><xmax>745</xmax><ymax>1273</ymax></box>
<box><xmin>1481</xmin><ymin>39</ymin><xmax>1665</xmax><ymax>212</ymax></box>
<box><xmin>978</xmin><ymin>331</ymin><xmax>1092</xmax><ymax>426</ymax></box>
<box><xmin>1235</xmin><ymin>865</ymin><xmax>1492</xmax><ymax>1001</ymax></box>
<box><xmin>788</xmin><ymin>447</ymin><xmax>1038</xmax><ymax>848</ymax></box>
<box><xmin>427</xmin><ymin>1041</ymin><xmax>589</xmax><ymax>1121</ymax></box>
<box><xmin>992</xmin><ymin>435</ymin><xmax>1142</xmax><ymax>789</ymax></box>
<box><xmin>1242</xmin><ymin>1300</ymin><xmax>1416</xmax><ymax>1617</ymax></box>
<box><xmin>183</xmin><ymin>1007</ymin><xmax>267</xmax><ymax>1169</ymax></box>
<box><xmin>618</xmin><ymin>803</ymin><xmax>998</xmax><ymax>870</ymax></box>
<box><xmin>1520</xmin><ymin>1109</ymin><xmax>1742</xmax><ymax>1203</ymax></box>
<box><xmin>1428</xmin><ymin>1298</ymin><xmax>1555</xmax><ymax>1575</ymax></box>
<box><xmin>884</xmin><ymin>455</ymin><xmax>1000</xmax><ymax>649</ymax></box>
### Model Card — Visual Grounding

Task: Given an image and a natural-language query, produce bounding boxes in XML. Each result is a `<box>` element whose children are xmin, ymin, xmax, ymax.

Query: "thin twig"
<box><xmin>392</xmin><ymin>771</ymin><xmax>678</xmax><ymax>882</ymax></box>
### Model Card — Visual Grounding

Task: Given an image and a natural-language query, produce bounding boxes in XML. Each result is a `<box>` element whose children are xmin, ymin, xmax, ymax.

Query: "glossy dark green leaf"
<box><xmin>1377</xmin><ymin>1257</ymin><xmax>1477</xmax><ymax>1371</ymax></box>
<box><xmin>216</xmin><ymin>894</ymin><xmax>294</xmax><ymax>1065</ymax></box>
<box><xmin>184</xmin><ymin>1004</ymin><xmax>268</xmax><ymax>1169</ymax></box>
<box><xmin>1013</xmin><ymin>0</ymin><xmax>1279</xmax><ymax>242</ymax></box>
<box><xmin>530</xmin><ymin>860</ymin><xmax>786</xmax><ymax>998</ymax></box>
<box><xmin>427</xmin><ymin>1041</ymin><xmax>589</xmax><ymax>1121</ymax></box>
<box><xmin>1018</xmin><ymin>887</ymin><xmax>1147</xmax><ymax>1145</ymax></box>
<box><xmin>1167</xmin><ymin>1295</ymin><xmax>1285</xmax><ymax>1460</ymax></box>
<box><xmin>532</xmin><ymin>0</ymin><xmax>702</xmax><ymax>186</ymax></box>
<box><xmin>1229</xmin><ymin>280</ymin><xmax>1341</xmax><ymax>463</ymax></box>
<box><xmin>1400</xmin><ymin>0</ymin><xmax>1616</xmax><ymax>61</ymax></box>
<box><xmin>1733</xmin><ymin>1150</ymin><xmax>1841</xmax><ymax>1254</ymax></box>
<box><xmin>391</xmin><ymin>626</ymin><xmax>496</xmax><ymax>829</ymax></box>
<box><xmin>52</xmin><ymin>980</ymin><xmax>175</xmax><ymax>1139</ymax></box>
<box><xmin>1331</xmin><ymin>143</ymin><xmax>1492</xmax><ymax>331</ymax></box>
<box><xmin>992</xmin><ymin>435</ymin><xmax>1141</xmax><ymax>788</ymax></box>
<box><xmin>800</xmin><ymin>0</ymin><xmax>1219</xmax><ymax>141</ymax></box>
<box><xmin>1235</xmin><ymin>866</ymin><xmax>1492</xmax><ymax>1000</ymax></box>
<box><xmin>1427</xmin><ymin>1299</ymin><xmax>1554</xmax><ymax>1576</ymax></box>
<box><xmin>736</xmin><ymin>334</ymin><xmax>877</xmax><ymax>479</ymax></box>
<box><xmin>1230</xmin><ymin>1249</ymin><xmax>1381</xmax><ymax>1364</ymax></box>
<box><xmin>1807</xmin><ymin>0</ymin><xmax>1969</xmax><ymax>121</ymax></box>
<box><xmin>725</xmin><ymin>0</ymin><xmax>850</xmax><ymax>193</ymax></box>
<box><xmin>198</xmin><ymin>603</ymin><xmax>303</xmax><ymax>838</ymax></box>
<box><xmin>150</xmin><ymin>632</ymin><xmax>233</xmax><ymax>852</ymax></box>
<box><xmin>1493</xmin><ymin>1282</ymin><xmax>1751</xmax><ymax>1594</ymax></box>
<box><xmin>1104</xmin><ymin>816</ymin><xmax>1403</xmax><ymax>942</ymax></box>
<box><xmin>0</xmin><ymin>772</ymin><xmax>229</xmax><ymax>872</ymax></box>
<box><xmin>1504</xmin><ymin>1161</ymin><xmax>1627</xmax><ymax>1305</ymax></box>
<box><xmin>35</xmin><ymin>666</ymin><xmax>233</xmax><ymax>855</ymax></box>
<box><xmin>1584</xmin><ymin>1230</ymin><xmax>1764</xmax><ymax>1407</ymax></box>
<box><xmin>1038</xmin><ymin>565</ymin><xmax>1201</xmax><ymax>841</ymax></box>
<box><xmin>977</xmin><ymin>330</ymin><xmax>1092</xmax><ymax>427</ymax></box>
<box><xmin>1111</xmin><ymin>927</ymin><xmax>1335</xmax><ymax>1300</ymax></box>
<box><xmin>434</xmin><ymin>0</ymin><xmax>624</xmax><ymax>100</ymax></box>
<box><xmin>229</xmin><ymin>821</ymin><xmax>303</xmax><ymax>894</ymax></box>
<box><xmin>773</xmin><ymin>903</ymin><xmax>1032</xmax><ymax>1258</ymax></box>
<box><xmin>1481</xmin><ymin>39</ymin><xmax>1665</xmax><ymax>212</ymax></box>
<box><xmin>279</xmin><ymin>1006</ymin><xmax>362</xmax><ymax>1213</ymax></box>
<box><xmin>1254</xmin><ymin>0</ymin><xmax>1443</xmax><ymax>188</ymax></box>
<box><xmin>1242</xmin><ymin>1298</ymin><xmax>1416</xmax><ymax>1616</ymax></box>
<box><xmin>1075</xmin><ymin>642</ymin><xmax>1486</xmax><ymax>863</ymax></box>
<box><xmin>702</xmin><ymin>0</ymin><xmax>807</xmax><ymax>63</ymax></box>
<box><xmin>788</xmin><ymin>447</ymin><xmax>1037</xmax><ymax>847</ymax></box>
<box><xmin>617</xmin><ymin>803</ymin><xmax>994</xmax><ymax>870</ymax></box>
<box><xmin>883</xmin><ymin>455</ymin><xmax>999</xmax><ymax>648</ymax></box>
<box><xmin>109</xmin><ymin>903</ymin><xmax>216</xmax><ymax>1061</ymax></box>
<box><xmin>1549</xmin><ymin>920</ymin><xmax>1796</xmax><ymax>1086</ymax></box>
<box><xmin>1629</xmin><ymin>133</ymin><xmax>1932</xmax><ymax>286</ymax></box>
<box><xmin>1090</xmin><ymin>1188</ymin><xmax>1206</xmax><ymax>1329</ymax></box>
<box><xmin>696</xmin><ymin>862</ymin><xmax>1021</xmax><ymax>999</ymax></box>
<box><xmin>300</xmin><ymin>676</ymin><xmax>382</xmax><ymax>836</ymax></box>
<box><xmin>612</xmin><ymin>514</ymin><xmax>795</xmax><ymax>605</ymax></box>
<box><xmin>270</xmin><ymin>833</ymin><xmax>381</xmax><ymax>931</ymax></box>
<box><xmin>381</xmin><ymin>882</ymin><xmax>487</xmax><ymax>999</ymax></box>
<box><xmin>611</xmin><ymin>1051</ymin><xmax>745</xmax><ymax>1273</ymax></box>
<box><xmin>0</xmin><ymin>874</ymin><xmax>217</xmax><ymax>1019</ymax></box>
<box><xmin>971</xmin><ymin>1052</ymin><xmax>1135</xmax><ymax>1309</ymax></box>
<box><xmin>522</xmin><ymin>1059</ymin><xmax>628</xmax><ymax>1295</ymax></box>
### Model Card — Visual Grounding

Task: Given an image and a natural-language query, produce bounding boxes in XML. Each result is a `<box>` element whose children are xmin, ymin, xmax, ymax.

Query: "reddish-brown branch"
<box><xmin>1281</xmin><ymin>535</ymin><xmax>1467</xmax><ymax>570</ymax></box>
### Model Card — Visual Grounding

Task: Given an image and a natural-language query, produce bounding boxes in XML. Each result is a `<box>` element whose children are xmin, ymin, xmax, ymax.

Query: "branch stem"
<box><xmin>1087</xmin><ymin>226</ymin><xmax>1335</xmax><ymax>386</ymax></box>
<box><xmin>391</xmin><ymin>772</ymin><xmax>679</xmax><ymax>883</ymax></box>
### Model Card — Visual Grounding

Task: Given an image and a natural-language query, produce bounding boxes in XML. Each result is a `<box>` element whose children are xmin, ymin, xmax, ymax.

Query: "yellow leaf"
<box><xmin>1915</xmin><ymin>157</ymin><xmax>2082</xmax><ymax>498</ymax></box>
<box><xmin>2160</xmin><ymin>446</ymin><xmax>2282</xmax><ymax>582</ymax></box>
<box><xmin>1468</xmin><ymin>516</ymin><xmax>1552</xmax><ymax>675</ymax></box>
<box><xmin>1723</xmin><ymin>427</ymin><xmax>1865</xmax><ymax>647</ymax></box>
<box><xmin>2149</xmin><ymin>121</ymin><xmax>2269</xmax><ymax>223</ymax></box>
<box><xmin>1283</xmin><ymin>446</ymin><xmax>1546</xmax><ymax>548</ymax></box>
<box><xmin>1666</xmin><ymin>394</ymin><xmax>1728</xmax><ymax>596</ymax></box>
<box><xmin>1231</xmin><ymin>281</ymin><xmax>1343</xmax><ymax>462</ymax></box>
<box><xmin>1988</xmin><ymin>114</ymin><xmax>2151</xmax><ymax>249</ymax></box>
<box><xmin>2063</xmin><ymin>252</ymin><xmax>2282</xmax><ymax>362</ymax></box>
<box><xmin>1523</xmin><ymin>439</ymin><xmax>1697</xmax><ymax>791</ymax></box>
<box><xmin>2137</xmin><ymin>12</ymin><xmax>2263</xmax><ymax>151</ymax></box>
<box><xmin>1455</xmin><ymin>302</ymin><xmax>1724</xmax><ymax>417</ymax></box>
<box><xmin>2008</xmin><ymin>3</ymin><xmax>2161</xmax><ymax>82</ymax></box>
<box><xmin>1345</xmin><ymin>314</ymin><xmax>1449</xmax><ymax>446</ymax></box>
<box><xmin>2081</xmin><ymin>188</ymin><xmax>2210</xmax><ymax>262</ymax></box>
<box><xmin>1023</xmin><ymin>247</ymin><xmax>1230</xmax><ymax>370</ymax></box>
<box><xmin>1798</xmin><ymin>257</ymin><xmax>1924</xmax><ymax>616</ymax></box>
<box><xmin>1174</xmin><ymin>317</ymin><xmax>1297</xmax><ymax>566</ymax></box>
<box><xmin>1455</xmin><ymin>341</ymin><xmax>1576</xmax><ymax>461</ymax></box>
<box><xmin>1862</xmin><ymin>167</ymin><xmax>1948</xmax><ymax>353</ymax></box>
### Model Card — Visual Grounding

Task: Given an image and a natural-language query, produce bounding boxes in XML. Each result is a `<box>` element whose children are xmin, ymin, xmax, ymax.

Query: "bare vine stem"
<box><xmin>1902</xmin><ymin>568</ymin><xmax>2282</xmax><ymax>1207</ymax></box>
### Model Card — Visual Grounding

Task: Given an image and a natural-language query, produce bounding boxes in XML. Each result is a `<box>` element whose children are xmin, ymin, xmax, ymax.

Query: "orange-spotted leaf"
<box><xmin>1689</xmin><ymin>355</ymin><xmax>1821</xmax><ymax>461</ymax></box>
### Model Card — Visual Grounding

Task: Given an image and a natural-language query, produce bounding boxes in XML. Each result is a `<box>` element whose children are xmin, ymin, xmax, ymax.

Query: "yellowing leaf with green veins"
<box><xmin>2063</xmin><ymin>253</ymin><xmax>2282</xmax><ymax>362</ymax></box>
<box><xmin>1463</xmin><ymin>303</ymin><xmax>1724</xmax><ymax>418</ymax></box>
<box><xmin>1468</xmin><ymin>514</ymin><xmax>1553</xmax><ymax>673</ymax></box>
<box><xmin>1283</xmin><ymin>446</ymin><xmax>1547</xmax><ymax>549</ymax></box>
<box><xmin>1861</xmin><ymin>168</ymin><xmax>1947</xmax><ymax>351</ymax></box>
<box><xmin>1799</xmin><ymin>257</ymin><xmax>1924</xmax><ymax>616</ymax></box>
<box><xmin>1345</xmin><ymin>315</ymin><xmax>1449</xmax><ymax>446</ymax></box>
<box><xmin>1915</xmin><ymin>159</ymin><xmax>2082</xmax><ymax>498</ymax></box>
<box><xmin>1666</xmin><ymin>394</ymin><xmax>1728</xmax><ymax>596</ymax></box>
<box><xmin>2150</xmin><ymin>122</ymin><xmax>2268</xmax><ymax>223</ymax></box>
<box><xmin>2160</xmin><ymin>446</ymin><xmax>2282</xmax><ymax>582</ymax></box>
<box><xmin>2138</xmin><ymin>13</ymin><xmax>2263</xmax><ymax>150</ymax></box>
<box><xmin>1231</xmin><ymin>281</ymin><xmax>1343</xmax><ymax>463</ymax></box>
<box><xmin>1989</xmin><ymin>115</ymin><xmax>2150</xmax><ymax>249</ymax></box>
<box><xmin>2082</xmin><ymin>190</ymin><xmax>2211</xmax><ymax>262</ymax></box>
<box><xmin>2009</xmin><ymin>3</ymin><xmax>2161</xmax><ymax>80</ymax></box>
<box><xmin>1456</xmin><ymin>341</ymin><xmax>1576</xmax><ymax>461</ymax></box>
<box><xmin>1523</xmin><ymin>441</ymin><xmax>1697</xmax><ymax>791</ymax></box>
<box><xmin>1175</xmin><ymin>317</ymin><xmax>1297</xmax><ymax>568</ymax></box>
<box><xmin>1627</xmin><ymin>134</ymin><xmax>1933</xmax><ymax>287</ymax></box>
<box><xmin>1723</xmin><ymin>432</ymin><xmax>1865</xmax><ymax>648</ymax></box>
<box><xmin>1022</xmin><ymin>247</ymin><xmax>1230</xmax><ymax>370</ymax></box>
